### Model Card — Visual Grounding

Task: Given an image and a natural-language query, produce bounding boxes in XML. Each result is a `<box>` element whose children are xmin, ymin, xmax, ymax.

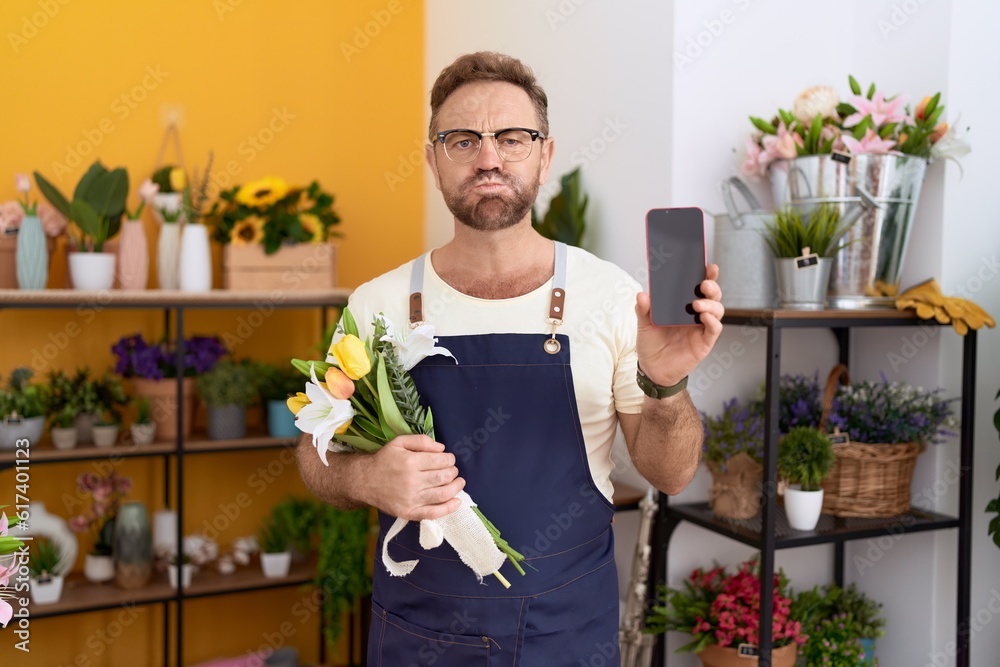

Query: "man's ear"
<box><xmin>538</xmin><ymin>137</ymin><xmax>555</xmax><ymax>187</ymax></box>
<box><xmin>426</xmin><ymin>142</ymin><xmax>443</xmax><ymax>192</ymax></box>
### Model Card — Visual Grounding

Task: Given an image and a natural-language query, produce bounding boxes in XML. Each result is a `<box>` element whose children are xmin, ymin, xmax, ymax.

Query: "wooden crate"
<box><xmin>223</xmin><ymin>243</ymin><xmax>337</xmax><ymax>290</ymax></box>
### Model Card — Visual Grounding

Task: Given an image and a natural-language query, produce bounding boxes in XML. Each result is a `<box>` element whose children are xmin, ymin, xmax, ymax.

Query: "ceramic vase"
<box><xmin>117</xmin><ymin>220</ymin><xmax>149</xmax><ymax>290</ymax></box>
<box><xmin>113</xmin><ymin>502</ymin><xmax>153</xmax><ymax>590</ymax></box>
<box><xmin>260</xmin><ymin>552</ymin><xmax>291</xmax><ymax>578</ymax></box>
<box><xmin>785</xmin><ymin>485</ymin><xmax>825</xmax><ymax>531</ymax></box>
<box><xmin>51</xmin><ymin>426</ymin><xmax>78</xmax><ymax>450</ymax></box>
<box><xmin>84</xmin><ymin>554</ymin><xmax>115</xmax><ymax>584</ymax></box>
<box><xmin>68</xmin><ymin>252</ymin><xmax>116</xmax><ymax>291</ymax></box>
<box><xmin>157</xmin><ymin>223</ymin><xmax>182</xmax><ymax>290</ymax></box>
<box><xmin>16</xmin><ymin>215</ymin><xmax>48</xmax><ymax>289</ymax></box>
<box><xmin>30</xmin><ymin>575</ymin><xmax>65</xmax><ymax>605</ymax></box>
<box><xmin>207</xmin><ymin>405</ymin><xmax>246</xmax><ymax>440</ymax></box>
<box><xmin>178</xmin><ymin>224</ymin><xmax>212</xmax><ymax>291</ymax></box>
<box><xmin>267</xmin><ymin>399</ymin><xmax>298</xmax><ymax>438</ymax></box>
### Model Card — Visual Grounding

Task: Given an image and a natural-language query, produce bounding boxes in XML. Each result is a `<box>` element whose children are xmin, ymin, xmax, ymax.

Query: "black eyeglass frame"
<box><xmin>434</xmin><ymin>127</ymin><xmax>547</xmax><ymax>162</ymax></box>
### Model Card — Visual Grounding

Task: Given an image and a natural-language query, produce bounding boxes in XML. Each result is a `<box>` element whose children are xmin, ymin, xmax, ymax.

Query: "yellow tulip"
<box><xmin>324</xmin><ymin>367</ymin><xmax>355</xmax><ymax>400</ymax></box>
<box><xmin>169</xmin><ymin>167</ymin><xmax>187</xmax><ymax>192</ymax></box>
<box><xmin>330</xmin><ymin>335</ymin><xmax>371</xmax><ymax>380</ymax></box>
<box><xmin>286</xmin><ymin>392</ymin><xmax>310</xmax><ymax>415</ymax></box>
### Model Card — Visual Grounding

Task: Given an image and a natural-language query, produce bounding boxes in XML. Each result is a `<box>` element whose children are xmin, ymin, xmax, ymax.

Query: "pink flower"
<box><xmin>741</xmin><ymin>137</ymin><xmax>773</xmax><ymax>179</ymax></box>
<box><xmin>0</xmin><ymin>512</ymin><xmax>8</xmax><ymax>536</ymax></box>
<box><xmin>69</xmin><ymin>514</ymin><xmax>91</xmax><ymax>533</ymax></box>
<box><xmin>841</xmin><ymin>128</ymin><xmax>897</xmax><ymax>155</ymax></box>
<box><xmin>139</xmin><ymin>178</ymin><xmax>160</xmax><ymax>203</ymax></box>
<box><xmin>0</xmin><ymin>562</ymin><xmax>11</xmax><ymax>587</ymax></box>
<box><xmin>78</xmin><ymin>473</ymin><xmax>100</xmax><ymax>492</ymax></box>
<box><xmin>761</xmin><ymin>122</ymin><xmax>803</xmax><ymax>161</ymax></box>
<box><xmin>0</xmin><ymin>201</ymin><xmax>23</xmax><ymax>233</ymax></box>
<box><xmin>842</xmin><ymin>92</ymin><xmax>909</xmax><ymax>128</ymax></box>
<box><xmin>14</xmin><ymin>174</ymin><xmax>30</xmax><ymax>194</ymax></box>
<box><xmin>38</xmin><ymin>203</ymin><xmax>67</xmax><ymax>238</ymax></box>
<box><xmin>0</xmin><ymin>597</ymin><xmax>11</xmax><ymax>628</ymax></box>
<box><xmin>819</xmin><ymin>124</ymin><xmax>846</xmax><ymax>152</ymax></box>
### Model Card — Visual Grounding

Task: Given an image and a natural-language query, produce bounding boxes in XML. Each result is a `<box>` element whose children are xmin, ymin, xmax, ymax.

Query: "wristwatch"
<box><xmin>636</xmin><ymin>367</ymin><xmax>688</xmax><ymax>399</ymax></box>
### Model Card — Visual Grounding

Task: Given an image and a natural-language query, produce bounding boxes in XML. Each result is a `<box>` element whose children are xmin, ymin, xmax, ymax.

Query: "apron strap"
<box><xmin>407</xmin><ymin>242</ymin><xmax>569</xmax><ymax>328</ymax></box>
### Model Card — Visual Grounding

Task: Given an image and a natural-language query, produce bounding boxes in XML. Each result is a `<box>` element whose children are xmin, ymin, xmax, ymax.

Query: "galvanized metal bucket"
<box><xmin>714</xmin><ymin>177</ymin><xmax>777</xmax><ymax>308</ymax></box>
<box><xmin>769</xmin><ymin>154</ymin><xmax>927</xmax><ymax>309</ymax></box>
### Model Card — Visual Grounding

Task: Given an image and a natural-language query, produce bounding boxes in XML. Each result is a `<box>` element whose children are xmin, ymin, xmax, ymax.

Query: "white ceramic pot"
<box><xmin>84</xmin><ymin>554</ymin><xmax>115</xmax><ymax>583</ymax></box>
<box><xmin>51</xmin><ymin>426</ymin><xmax>78</xmax><ymax>450</ymax></box>
<box><xmin>92</xmin><ymin>424</ymin><xmax>119</xmax><ymax>448</ymax></box>
<box><xmin>168</xmin><ymin>562</ymin><xmax>195</xmax><ymax>590</ymax></box>
<box><xmin>785</xmin><ymin>485</ymin><xmax>825</xmax><ymax>531</ymax></box>
<box><xmin>260</xmin><ymin>552</ymin><xmax>291</xmax><ymax>579</ymax></box>
<box><xmin>30</xmin><ymin>575</ymin><xmax>65</xmax><ymax>605</ymax></box>
<box><xmin>178</xmin><ymin>224</ymin><xmax>212</xmax><ymax>291</ymax></box>
<box><xmin>68</xmin><ymin>252</ymin><xmax>117</xmax><ymax>291</ymax></box>
<box><xmin>130</xmin><ymin>422</ymin><xmax>156</xmax><ymax>446</ymax></box>
<box><xmin>19</xmin><ymin>502</ymin><xmax>77</xmax><ymax>576</ymax></box>
<box><xmin>0</xmin><ymin>415</ymin><xmax>46</xmax><ymax>449</ymax></box>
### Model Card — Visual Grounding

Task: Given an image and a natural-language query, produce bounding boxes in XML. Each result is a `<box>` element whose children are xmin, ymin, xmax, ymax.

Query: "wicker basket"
<box><xmin>818</xmin><ymin>364</ymin><xmax>922</xmax><ymax>518</ymax></box>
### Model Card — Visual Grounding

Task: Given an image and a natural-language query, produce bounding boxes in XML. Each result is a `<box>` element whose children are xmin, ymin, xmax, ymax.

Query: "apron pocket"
<box><xmin>369</xmin><ymin>600</ymin><xmax>492</xmax><ymax>667</ymax></box>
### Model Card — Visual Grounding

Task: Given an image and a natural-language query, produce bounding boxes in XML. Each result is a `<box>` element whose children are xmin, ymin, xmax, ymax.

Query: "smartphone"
<box><xmin>645</xmin><ymin>207</ymin><xmax>707</xmax><ymax>326</ymax></box>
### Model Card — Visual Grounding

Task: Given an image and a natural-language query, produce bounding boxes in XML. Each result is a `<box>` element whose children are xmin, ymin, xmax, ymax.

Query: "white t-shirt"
<box><xmin>344</xmin><ymin>245</ymin><xmax>645</xmax><ymax>501</ymax></box>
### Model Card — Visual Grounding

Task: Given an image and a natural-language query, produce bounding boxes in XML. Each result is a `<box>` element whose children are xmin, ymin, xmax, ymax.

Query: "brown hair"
<box><xmin>428</xmin><ymin>51</ymin><xmax>549</xmax><ymax>140</ymax></box>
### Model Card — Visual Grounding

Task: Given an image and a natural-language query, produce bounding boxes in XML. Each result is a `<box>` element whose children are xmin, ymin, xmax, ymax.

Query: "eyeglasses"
<box><xmin>436</xmin><ymin>128</ymin><xmax>546</xmax><ymax>163</ymax></box>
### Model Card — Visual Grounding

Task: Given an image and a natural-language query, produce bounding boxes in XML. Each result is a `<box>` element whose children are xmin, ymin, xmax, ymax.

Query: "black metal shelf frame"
<box><xmin>0</xmin><ymin>294</ymin><xmax>349</xmax><ymax>667</ymax></box>
<box><xmin>649</xmin><ymin>311</ymin><xmax>976</xmax><ymax>667</ymax></box>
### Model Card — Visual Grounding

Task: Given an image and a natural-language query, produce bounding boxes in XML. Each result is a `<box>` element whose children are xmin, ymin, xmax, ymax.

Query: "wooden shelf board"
<box><xmin>0</xmin><ymin>288</ymin><xmax>351</xmax><ymax>308</ymax></box>
<box><xmin>0</xmin><ymin>440</ymin><xmax>175</xmax><ymax>465</ymax></box>
<box><xmin>184</xmin><ymin>433</ymin><xmax>299</xmax><ymax>453</ymax></box>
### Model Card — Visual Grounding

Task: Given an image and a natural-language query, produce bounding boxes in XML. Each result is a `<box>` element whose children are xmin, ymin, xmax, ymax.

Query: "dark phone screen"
<box><xmin>646</xmin><ymin>208</ymin><xmax>707</xmax><ymax>326</ymax></box>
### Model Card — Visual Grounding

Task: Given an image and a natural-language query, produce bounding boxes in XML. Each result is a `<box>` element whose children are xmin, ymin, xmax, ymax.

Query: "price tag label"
<box><xmin>737</xmin><ymin>643</ymin><xmax>759</xmax><ymax>658</ymax></box>
<box><xmin>794</xmin><ymin>246</ymin><xmax>820</xmax><ymax>270</ymax></box>
<box><xmin>831</xmin><ymin>151</ymin><xmax>851</xmax><ymax>164</ymax></box>
<box><xmin>828</xmin><ymin>428</ymin><xmax>850</xmax><ymax>446</ymax></box>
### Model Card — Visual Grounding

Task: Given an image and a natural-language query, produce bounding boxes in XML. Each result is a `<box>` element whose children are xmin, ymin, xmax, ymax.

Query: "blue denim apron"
<box><xmin>367</xmin><ymin>243</ymin><xmax>620</xmax><ymax>666</ymax></box>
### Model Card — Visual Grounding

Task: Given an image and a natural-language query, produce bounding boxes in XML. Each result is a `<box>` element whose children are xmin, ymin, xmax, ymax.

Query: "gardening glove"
<box><xmin>895</xmin><ymin>278</ymin><xmax>995</xmax><ymax>335</ymax></box>
<box><xmin>866</xmin><ymin>279</ymin><xmax>900</xmax><ymax>297</ymax></box>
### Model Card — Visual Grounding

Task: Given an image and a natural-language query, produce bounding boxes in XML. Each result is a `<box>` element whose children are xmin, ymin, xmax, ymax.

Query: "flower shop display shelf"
<box><xmin>0</xmin><ymin>288</ymin><xmax>352</xmax><ymax>667</ymax></box>
<box><xmin>648</xmin><ymin>307</ymin><xmax>978</xmax><ymax>667</ymax></box>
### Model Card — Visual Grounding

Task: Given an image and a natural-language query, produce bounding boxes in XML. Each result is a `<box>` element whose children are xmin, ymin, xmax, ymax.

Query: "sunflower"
<box><xmin>298</xmin><ymin>213</ymin><xmax>324</xmax><ymax>243</ymax></box>
<box><xmin>230</xmin><ymin>215</ymin><xmax>265</xmax><ymax>246</ymax></box>
<box><xmin>235</xmin><ymin>177</ymin><xmax>289</xmax><ymax>208</ymax></box>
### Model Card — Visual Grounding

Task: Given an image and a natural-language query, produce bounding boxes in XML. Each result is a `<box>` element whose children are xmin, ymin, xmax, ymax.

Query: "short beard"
<box><xmin>442</xmin><ymin>170</ymin><xmax>539</xmax><ymax>232</ymax></box>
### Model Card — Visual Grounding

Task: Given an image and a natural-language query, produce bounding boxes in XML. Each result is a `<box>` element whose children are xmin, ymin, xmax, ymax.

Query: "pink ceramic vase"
<box><xmin>118</xmin><ymin>220</ymin><xmax>149</xmax><ymax>290</ymax></box>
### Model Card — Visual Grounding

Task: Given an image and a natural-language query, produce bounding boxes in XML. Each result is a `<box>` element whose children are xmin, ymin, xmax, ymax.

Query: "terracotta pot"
<box><xmin>131</xmin><ymin>377</ymin><xmax>197</xmax><ymax>440</ymax></box>
<box><xmin>706</xmin><ymin>452</ymin><xmax>763</xmax><ymax>520</ymax></box>
<box><xmin>698</xmin><ymin>642</ymin><xmax>797</xmax><ymax>667</ymax></box>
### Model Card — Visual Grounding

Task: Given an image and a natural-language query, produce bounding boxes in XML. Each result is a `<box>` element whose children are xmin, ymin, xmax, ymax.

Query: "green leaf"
<box><xmin>923</xmin><ymin>92</ymin><xmax>941</xmax><ymax>120</ymax></box>
<box><xmin>533</xmin><ymin>167</ymin><xmax>587</xmax><ymax>247</ymax></box>
<box><xmin>866</xmin><ymin>82</ymin><xmax>876</xmax><ymax>100</ymax></box>
<box><xmin>74</xmin><ymin>162</ymin><xmax>106</xmax><ymax>202</ymax></box>
<box><xmin>927</xmin><ymin>106</ymin><xmax>944</xmax><ymax>128</ymax></box>
<box><xmin>33</xmin><ymin>171</ymin><xmax>73</xmax><ymax>220</ymax></box>
<box><xmin>993</xmin><ymin>405</ymin><xmax>1000</xmax><ymax>436</ymax></box>
<box><xmin>848</xmin><ymin>75</ymin><xmax>862</xmax><ymax>95</ymax></box>
<box><xmin>807</xmin><ymin>115</ymin><xmax>823</xmax><ymax>152</ymax></box>
<box><xmin>341</xmin><ymin>307</ymin><xmax>360</xmax><ymax>337</ymax></box>
<box><xmin>291</xmin><ymin>358</ymin><xmax>331</xmax><ymax>379</ymax></box>
<box><xmin>879</xmin><ymin>122</ymin><xmax>897</xmax><ymax>139</ymax></box>
<box><xmin>750</xmin><ymin>116</ymin><xmax>777</xmax><ymax>134</ymax></box>
<box><xmin>988</xmin><ymin>499</ymin><xmax>998</xmax><ymax>513</ymax></box>
<box><xmin>376</xmin><ymin>354</ymin><xmax>412</xmax><ymax>437</ymax></box>
<box><xmin>335</xmin><ymin>433</ymin><xmax>383</xmax><ymax>453</ymax></box>
<box><xmin>836</xmin><ymin>102</ymin><xmax>857</xmax><ymax>118</ymax></box>
<box><xmin>778</xmin><ymin>109</ymin><xmax>796</xmax><ymax>127</ymax></box>
<box><xmin>354</xmin><ymin>415</ymin><xmax>387</xmax><ymax>442</ymax></box>
<box><xmin>853</xmin><ymin>116</ymin><xmax>873</xmax><ymax>139</ymax></box>
<box><xmin>73</xmin><ymin>199</ymin><xmax>101</xmax><ymax>241</ymax></box>
<box><xmin>423</xmin><ymin>408</ymin><xmax>434</xmax><ymax>439</ymax></box>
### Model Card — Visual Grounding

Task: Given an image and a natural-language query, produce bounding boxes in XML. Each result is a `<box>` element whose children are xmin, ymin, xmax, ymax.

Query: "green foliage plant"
<box><xmin>29</xmin><ymin>537</ymin><xmax>63</xmax><ymax>579</ymax></box>
<box><xmin>531</xmin><ymin>167</ymin><xmax>588</xmax><ymax>247</ymax></box>
<box><xmin>763</xmin><ymin>203</ymin><xmax>853</xmax><ymax>258</ymax></box>
<box><xmin>777</xmin><ymin>426</ymin><xmax>835</xmax><ymax>490</ymax></box>
<box><xmin>0</xmin><ymin>367</ymin><xmax>49</xmax><ymax>419</ymax></box>
<box><xmin>34</xmin><ymin>161</ymin><xmax>128</xmax><ymax>252</ymax></box>
<box><xmin>196</xmin><ymin>360</ymin><xmax>258</xmax><ymax>408</ymax></box>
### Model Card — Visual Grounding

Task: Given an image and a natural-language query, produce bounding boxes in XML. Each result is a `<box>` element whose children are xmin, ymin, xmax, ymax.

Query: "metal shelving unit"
<box><xmin>0</xmin><ymin>288</ymin><xmax>351</xmax><ymax>667</ymax></box>
<box><xmin>649</xmin><ymin>307</ymin><xmax>977</xmax><ymax>667</ymax></box>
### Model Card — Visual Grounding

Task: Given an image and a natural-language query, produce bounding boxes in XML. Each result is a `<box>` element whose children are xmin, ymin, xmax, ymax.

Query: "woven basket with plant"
<box><xmin>819</xmin><ymin>364</ymin><xmax>956</xmax><ymax>517</ymax></box>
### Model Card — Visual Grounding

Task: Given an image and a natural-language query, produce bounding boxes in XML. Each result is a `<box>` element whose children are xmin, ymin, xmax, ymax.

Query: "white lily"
<box><xmin>294</xmin><ymin>363</ymin><xmax>355</xmax><ymax>465</ymax></box>
<box><xmin>930</xmin><ymin>116</ymin><xmax>971</xmax><ymax>174</ymax></box>
<box><xmin>379</xmin><ymin>315</ymin><xmax>456</xmax><ymax>370</ymax></box>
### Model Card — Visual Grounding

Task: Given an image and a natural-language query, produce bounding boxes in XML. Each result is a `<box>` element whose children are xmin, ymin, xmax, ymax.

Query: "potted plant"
<box><xmin>794</xmin><ymin>583</ymin><xmax>885</xmax><ymax>667</ymax></box>
<box><xmin>69</xmin><ymin>471</ymin><xmax>131</xmax><ymax>583</ymax></box>
<box><xmin>258</xmin><ymin>516</ymin><xmax>291</xmax><ymax>579</ymax></box>
<box><xmin>197</xmin><ymin>360</ymin><xmax>258</xmax><ymax>440</ymax></box>
<box><xmin>762</xmin><ymin>203</ymin><xmax>854</xmax><ymax>309</ymax></box>
<box><xmin>777</xmin><ymin>426</ymin><xmax>835</xmax><ymax>531</ymax></box>
<box><xmin>47</xmin><ymin>369</ymin><xmax>80</xmax><ymax>450</ymax></box>
<box><xmin>34</xmin><ymin>161</ymin><xmax>128</xmax><ymax>291</ymax></box>
<box><xmin>168</xmin><ymin>551</ymin><xmax>195</xmax><ymax>590</ymax></box>
<box><xmin>208</xmin><ymin>178</ymin><xmax>341</xmax><ymax>290</ymax></box>
<box><xmin>92</xmin><ymin>413</ymin><xmax>120</xmax><ymax>448</ymax></box>
<box><xmin>531</xmin><ymin>167</ymin><xmax>587</xmax><ymax>247</ymax></box>
<box><xmin>700</xmin><ymin>397</ymin><xmax>764</xmax><ymax>519</ymax></box>
<box><xmin>28</xmin><ymin>537</ymin><xmax>66</xmax><ymax>605</ymax></box>
<box><xmin>745</xmin><ymin>76</ymin><xmax>967</xmax><ymax>307</ymax></box>
<box><xmin>112</xmin><ymin>333</ymin><xmax>227</xmax><ymax>439</ymax></box>
<box><xmin>151</xmin><ymin>165</ymin><xmax>187</xmax><ymax>288</ymax></box>
<box><xmin>130</xmin><ymin>397</ymin><xmax>157</xmax><ymax>445</ymax></box>
<box><xmin>251</xmin><ymin>362</ymin><xmax>305</xmax><ymax>438</ymax></box>
<box><xmin>645</xmin><ymin>557</ymin><xmax>805</xmax><ymax>666</ymax></box>
<box><xmin>0</xmin><ymin>368</ymin><xmax>49</xmax><ymax>450</ymax></box>
<box><xmin>313</xmin><ymin>504</ymin><xmax>372</xmax><ymax>646</ymax></box>
<box><xmin>178</xmin><ymin>155</ymin><xmax>215</xmax><ymax>292</ymax></box>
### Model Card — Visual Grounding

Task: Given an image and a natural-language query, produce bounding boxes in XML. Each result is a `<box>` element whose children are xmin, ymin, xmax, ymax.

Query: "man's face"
<box><xmin>427</xmin><ymin>81</ymin><xmax>553</xmax><ymax>232</ymax></box>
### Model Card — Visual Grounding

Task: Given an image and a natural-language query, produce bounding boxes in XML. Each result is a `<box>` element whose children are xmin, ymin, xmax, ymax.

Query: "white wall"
<box><xmin>424</xmin><ymin>1</ymin><xmax>1000</xmax><ymax>665</ymax></box>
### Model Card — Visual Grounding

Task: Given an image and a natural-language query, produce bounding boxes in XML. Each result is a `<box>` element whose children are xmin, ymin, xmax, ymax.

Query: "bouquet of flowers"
<box><xmin>208</xmin><ymin>177</ymin><xmax>340</xmax><ymax>254</ymax></box>
<box><xmin>743</xmin><ymin>75</ymin><xmax>969</xmax><ymax>178</ymax></box>
<box><xmin>645</xmin><ymin>558</ymin><xmax>806</xmax><ymax>654</ymax></box>
<box><xmin>289</xmin><ymin>308</ymin><xmax>526</xmax><ymax>587</ymax></box>
<box><xmin>827</xmin><ymin>372</ymin><xmax>957</xmax><ymax>445</ymax></box>
<box><xmin>112</xmin><ymin>333</ymin><xmax>227</xmax><ymax>379</ymax></box>
<box><xmin>0</xmin><ymin>508</ymin><xmax>25</xmax><ymax>628</ymax></box>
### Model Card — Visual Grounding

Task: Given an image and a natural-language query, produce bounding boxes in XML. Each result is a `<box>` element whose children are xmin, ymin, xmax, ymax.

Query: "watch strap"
<box><xmin>636</xmin><ymin>367</ymin><xmax>688</xmax><ymax>399</ymax></box>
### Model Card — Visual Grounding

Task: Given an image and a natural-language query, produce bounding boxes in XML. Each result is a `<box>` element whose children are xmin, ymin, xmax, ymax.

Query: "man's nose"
<box><xmin>472</xmin><ymin>136</ymin><xmax>504</xmax><ymax>171</ymax></box>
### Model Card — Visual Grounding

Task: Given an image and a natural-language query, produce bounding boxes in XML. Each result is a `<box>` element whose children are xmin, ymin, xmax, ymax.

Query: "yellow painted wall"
<box><xmin>0</xmin><ymin>0</ymin><xmax>424</xmax><ymax>664</ymax></box>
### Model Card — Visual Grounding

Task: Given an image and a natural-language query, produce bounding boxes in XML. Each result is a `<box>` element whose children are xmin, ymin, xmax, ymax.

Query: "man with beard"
<box><xmin>297</xmin><ymin>51</ymin><xmax>724</xmax><ymax>665</ymax></box>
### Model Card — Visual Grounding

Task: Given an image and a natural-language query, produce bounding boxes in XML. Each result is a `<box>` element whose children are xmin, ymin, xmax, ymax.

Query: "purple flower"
<box><xmin>112</xmin><ymin>333</ymin><xmax>227</xmax><ymax>379</ymax></box>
